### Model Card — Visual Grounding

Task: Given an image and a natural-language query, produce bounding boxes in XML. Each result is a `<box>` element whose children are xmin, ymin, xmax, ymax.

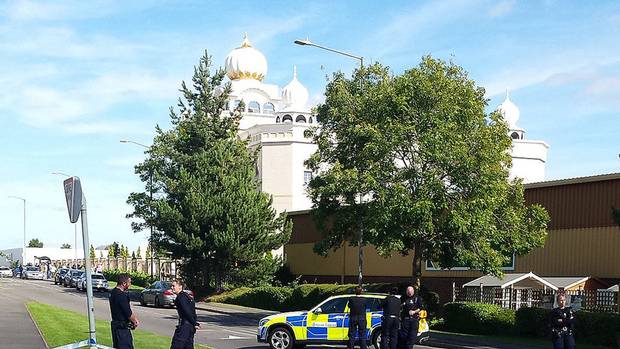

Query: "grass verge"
<box><xmin>27</xmin><ymin>302</ymin><xmax>210</xmax><ymax>349</ymax></box>
<box><xmin>431</xmin><ymin>330</ymin><xmax>614</xmax><ymax>349</ymax></box>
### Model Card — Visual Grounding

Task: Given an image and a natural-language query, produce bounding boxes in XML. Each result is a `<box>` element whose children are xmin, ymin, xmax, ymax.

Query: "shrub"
<box><xmin>573</xmin><ymin>310</ymin><xmax>620</xmax><ymax>347</ymax></box>
<box><xmin>213</xmin><ymin>286</ymin><xmax>294</xmax><ymax>311</ymax></box>
<box><xmin>443</xmin><ymin>302</ymin><xmax>515</xmax><ymax>335</ymax></box>
<box><xmin>102</xmin><ymin>269</ymin><xmax>156</xmax><ymax>288</ymax></box>
<box><xmin>515</xmin><ymin>307</ymin><xmax>550</xmax><ymax>337</ymax></box>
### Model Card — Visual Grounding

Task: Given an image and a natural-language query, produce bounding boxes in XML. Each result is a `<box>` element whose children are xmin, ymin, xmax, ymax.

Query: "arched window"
<box><xmin>276</xmin><ymin>116</ymin><xmax>281</xmax><ymax>123</ymax></box>
<box><xmin>511</xmin><ymin>132</ymin><xmax>520</xmax><ymax>140</ymax></box>
<box><xmin>296</xmin><ymin>115</ymin><xmax>306</xmax><ymax>123</ymax></box>
<box><xmin>282</xmin><ymin>114</ymin><xmax>293</xmax><ymax>123</ymax></box>
<box><xmin>231</xmin><ymin>99</ymin><xmax>241</xmax><ymax>111</ymax></box>
<box><xmin>263</xmin><ymin>103</ymin><xmax>275</xmax><ymax>114</ymax></box>
<box><xmin>248</xmin><ymin>101</ymin><xmax>260</xmax><ymax>113</ymax></box>
<box><xmin>308</xmin><ymin>116</ymin><xmax>313</xmax><ymax>124</ymax></box>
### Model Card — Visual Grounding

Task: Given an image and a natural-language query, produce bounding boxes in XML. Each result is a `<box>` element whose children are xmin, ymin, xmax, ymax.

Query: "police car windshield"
<box><xmin>26</xmin><ymin>267</ymin><xmax>39</xmax><ymax>271</ymax></box>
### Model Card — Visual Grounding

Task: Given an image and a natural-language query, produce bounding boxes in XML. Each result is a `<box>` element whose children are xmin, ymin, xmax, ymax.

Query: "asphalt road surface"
<box><xmin>1</xmin><ymin>278</ymin><xmax>433</xmax><ymax>349</ymax></box>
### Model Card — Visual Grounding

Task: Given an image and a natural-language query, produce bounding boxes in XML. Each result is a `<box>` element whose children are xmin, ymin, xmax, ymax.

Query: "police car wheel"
<box><xmin>371</xmin><ymin>330</ymin><xmax>381</xmax><ymax>349</ymax></box>
<box><xmin>268</xmin><ymin>327</ymin><xmax>293</xmax><ymax>349</ymax></box>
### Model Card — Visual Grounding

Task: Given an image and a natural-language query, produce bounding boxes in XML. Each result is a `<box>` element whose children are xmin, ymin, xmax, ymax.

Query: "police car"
<box><xmin>257</xmin><ymin>294</ymin><xmax>429</xmax><ymax>349</ymax></box>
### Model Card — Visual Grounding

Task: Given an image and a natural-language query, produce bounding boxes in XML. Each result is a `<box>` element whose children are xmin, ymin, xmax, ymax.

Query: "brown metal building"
<box><xmin>284</xmin><ymin>173</ymin><xmax>620</xmax><ymax>303</ymax></box>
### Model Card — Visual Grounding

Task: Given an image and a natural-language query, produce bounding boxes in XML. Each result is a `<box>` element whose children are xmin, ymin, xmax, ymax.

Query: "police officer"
<box><xmin>549</xmin><ymin>294</ymin><xmax>575</xmax><ymax>349</ymax></box>
<box><xmin>348</xmin><ymin>286</ymin><xmax>368</xmax><ymax>349</ymax></box>
<box><xmin>380</xmin><ymin>287</ymin><xmax>401</xmax><ymax>349</ymax></box>
<box><xmin>401</xmin><ymin>286</ymin><xmax>423</xmax><ymax>349</ymax></box>
<box><xmin>170</xmin><ymin>279</ymin><xmax>200</xmax><ymax>349</ymax></box>
<box><xmin>109</xmin><ymin>273</ymin><xmax>139</xmax><ymax>349</ymax></box>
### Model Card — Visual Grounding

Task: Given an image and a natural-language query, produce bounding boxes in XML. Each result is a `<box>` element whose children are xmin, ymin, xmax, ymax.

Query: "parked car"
<box><xmin>256</xmin><ymin>294</ymin><xmax>430</xmax><ymax>349</ymax></box>
<box><xmin>0</xmin><ymin>266</ymin><xmax>12</xmax><ymax>278</ymax></box>
<box><xmin>76</xmin><ymin>273</ymin><xmax>108</xmax><ymax>292</ymax></box>
<box><xmin>63</xmin><ymin>269</ymin><xmax>83</xmax><ymax>287</ymax></box>
<box><xmin>140</xmin><ymin>281</ymin><xmax>194</xmax><ymax>307</ymax></box>
<box><xmin>21</xmin><ymin>266</ymin><xmax>45</xmax><ymax>280</ymax></box>
<box><xmin>54</xmin><ymin>268</ymin><xmax>69</xmax><ymax>285</ymax></box>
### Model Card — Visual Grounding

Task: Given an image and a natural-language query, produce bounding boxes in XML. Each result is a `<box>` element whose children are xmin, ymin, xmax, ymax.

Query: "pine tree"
<box><xmin>127</xmin><ymin>51</ymin><xmax>291</xmax><ymax>290</ymax></box>
<box><xmin>108</xmin><ymin>245</ymin><xmax>115</xmax><ymax>258</ymax></box>
<box><xmin>136</xmin><ymin>246</ymin><xmax>142</xmax><ymax>259</ymax></box>
<box><xmin>145</xmin><ymin>245</ymin><xmax>151</xmax><ymax>259</ymax></box>
<box><xmin>89</xmin><ymin>245</ymin><xmax>95</xmax><ymax>260</ymax></box>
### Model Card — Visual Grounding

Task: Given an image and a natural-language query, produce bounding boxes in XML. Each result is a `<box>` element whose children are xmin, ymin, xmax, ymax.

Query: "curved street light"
<box><xmin>294</xmin><ymin>38</ymin><xmax>366</xmax><ymax>287</ymax></box>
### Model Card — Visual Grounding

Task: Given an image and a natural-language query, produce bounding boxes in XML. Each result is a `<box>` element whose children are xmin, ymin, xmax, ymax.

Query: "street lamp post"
<box><xmin>8</xmin><ymin>196</ymin><xmax>26</xmax><ymax>265</ymax></box>
<box><xmin>120</xmin><ymin>140</ymin><xmax>155</xmax><ymax>278</ymax></box>
<box><xmin>52</xmin><ymin>172</ymin><xmax>79</xmax><ymax>268</ymax></box>
<box><xmin>294</xmin><ymin>38</ymin><xmax>366</xmax><ymax>287</ymax></box>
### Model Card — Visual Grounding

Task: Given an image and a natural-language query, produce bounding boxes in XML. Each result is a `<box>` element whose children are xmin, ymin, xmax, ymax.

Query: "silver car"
<box><xmin>140</xmin><ymin>281</ymin><xmax>194</xmax><ymax>307</ymax></box>
<box><xmin>76</xmin><ymin>273</ymin><xmax>108</xmax><ymax>292</ymax></box>
<box><xmin>0</xmin><ymin>266</ymin><xmax>12</xmax><ymax>278</ymax></box>
<box><xmin>22</xmin><ymin>266</ymin><xmax>45</xmax><ymax>280</ymax></box>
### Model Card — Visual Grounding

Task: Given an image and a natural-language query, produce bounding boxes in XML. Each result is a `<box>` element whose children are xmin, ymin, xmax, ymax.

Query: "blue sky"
<box><xmin>1</xmin><ymin>0</ymin><xmax>619</xmax><ymax>251</ymax></box>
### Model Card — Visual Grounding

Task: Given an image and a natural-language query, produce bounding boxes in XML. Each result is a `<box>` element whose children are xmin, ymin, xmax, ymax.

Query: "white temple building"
<box><xmin>218</xmin><ymin>34</ymin><xmax>549</xmax><ymax>214</ymax></box>
<box><xmin>220</xmin><ymin>34</ymin><xmax>317</xmax><ymax>212</ymax></box>
<box><xmin>496</xmin><ymin>91</ymin><xmax>549</xmax><ymax>183</ymax></box>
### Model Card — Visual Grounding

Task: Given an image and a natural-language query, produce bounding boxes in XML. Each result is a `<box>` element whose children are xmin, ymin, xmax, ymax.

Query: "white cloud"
<box><xmin>488</xmin><ymin>0</ymin><xmax>516</xmax><ymax>17</ymax></box>
<box><xmin>1</xmin><ymin>1</ymin><xmax>145</xmax><ymax>22</ymax></box>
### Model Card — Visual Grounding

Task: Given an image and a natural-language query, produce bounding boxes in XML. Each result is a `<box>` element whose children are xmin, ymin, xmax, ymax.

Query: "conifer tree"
<box><xmin>127</xmin><ymin>51</ymin><xmax>291</xmax><ymax>290</ymax></box>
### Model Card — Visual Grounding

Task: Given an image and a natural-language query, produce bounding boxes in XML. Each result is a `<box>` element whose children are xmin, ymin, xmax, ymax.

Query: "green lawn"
<box><xmin>27</xmin><ymin>302</ymin><xmax>210</xmax><ymax>349</ymax></box>
<box><xmin>107</xmin><ymin>280</ymin><xmax>145</xmax><ymax>291</ymax></box>
<box><xmin>431</xmin><ymin>330</ymin><xmax>614</xmax><ymax>349</ymax></box>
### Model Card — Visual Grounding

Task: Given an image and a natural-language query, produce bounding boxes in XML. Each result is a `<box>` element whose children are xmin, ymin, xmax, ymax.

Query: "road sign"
<box><xmin>63</xmin><ymin>177</ymin><xmax>82</xmax><ymax>223</ymax></box>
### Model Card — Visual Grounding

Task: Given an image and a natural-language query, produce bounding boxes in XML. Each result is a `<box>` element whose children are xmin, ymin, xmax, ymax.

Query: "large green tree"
<box><xmin>127</xmin><ymin>51</ymin><xmax>291</xmax><ymax>291</ymax></box>
<box><xmin>306</xmin><ymin>57</ymin><xmax>549</xmax><ymax>286</ymax></box>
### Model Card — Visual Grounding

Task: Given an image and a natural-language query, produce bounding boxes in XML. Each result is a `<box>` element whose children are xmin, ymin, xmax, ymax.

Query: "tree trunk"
<box><xmin>411</xmin><ymin>242</ymin><xmax>422</xmax><ymax>290</ymax></box>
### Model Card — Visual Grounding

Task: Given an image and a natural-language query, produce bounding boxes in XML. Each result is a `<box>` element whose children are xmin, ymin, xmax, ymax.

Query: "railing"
<box><xmin>453</xmin><ymin>286</ymin><xmax>619</xmax><ymax>313</ymax></box>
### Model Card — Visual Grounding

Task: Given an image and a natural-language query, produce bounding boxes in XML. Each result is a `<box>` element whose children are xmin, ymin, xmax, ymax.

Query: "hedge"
<box><xmin>102</xmin><ymin>269</ymin><xmax>156</xmax><ymax>288</ymax></box>
<box><xmin>208</xmin><ymin>283</ymin><xmax>441</xmax><ymax>315</ymax></box>
<box><xmin>516</xmin><ymin>307</ymin><xmax>620</xmax><ymax>347</ymax></box>
<box><xmin>443</xmin><ymin>303</ymin><xmax>620</xmax><ymax>347</ymax></box>
<box><xmin>443</xmin><ymin>302</ymin><xmax>515</xmax><ymax>335</ymax></box>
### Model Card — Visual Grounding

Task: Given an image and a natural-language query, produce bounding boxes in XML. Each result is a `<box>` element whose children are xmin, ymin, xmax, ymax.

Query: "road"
<box><xmin>1</xmin><ymin>278</ymin><xmax>434</xmax><ymax>349</ymax></box>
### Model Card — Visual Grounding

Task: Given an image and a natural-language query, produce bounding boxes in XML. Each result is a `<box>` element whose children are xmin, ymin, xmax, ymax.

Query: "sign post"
<box><xmin>55</xmin><ymin>177</ymin><xmax>112</xmax><ymax>349</ymax></box>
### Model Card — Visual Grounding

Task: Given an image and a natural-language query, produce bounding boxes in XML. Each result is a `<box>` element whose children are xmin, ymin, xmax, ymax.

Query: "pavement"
<box><xmin>0</xmin><ymin>277</ymin><xmax>47</xmax><ymax>349</ymax></box>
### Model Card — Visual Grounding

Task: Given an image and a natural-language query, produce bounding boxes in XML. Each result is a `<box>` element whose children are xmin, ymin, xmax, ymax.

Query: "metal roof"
<box><xmin>543</xmin><ymin>277</ymin><xmax>590</xmax><ymax>289</ymax></box>
<box><xmin>463</xmin><ymin>272</ymin><xmax>558</xmax><ymax>290</ymax></box>
<box><xmin>525</xmin><ymin>172</ymin><xmax>620</xmax><ymax>189</ymax></box>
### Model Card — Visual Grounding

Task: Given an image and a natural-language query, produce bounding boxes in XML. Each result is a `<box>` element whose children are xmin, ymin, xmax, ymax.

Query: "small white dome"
<box><xmin>282</xmin><ymin>66</ymin><xmax>309</xmax><ymax>109</ymax></box>
<box><xmin>496</xmin><ymin>90</ymin><xmax>520</xmax><ymax>128</ymax></box>
<box><xmin>225</xmin><ymin>33</ymin><xmax>268</xmax><ymax>81</ymax></box>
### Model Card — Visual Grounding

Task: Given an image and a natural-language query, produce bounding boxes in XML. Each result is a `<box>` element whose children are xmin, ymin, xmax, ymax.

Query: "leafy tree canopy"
<box><xmin>306</xmin><ymin>56</ymin><xmax>549</xmax><ymax>283</ymax></box>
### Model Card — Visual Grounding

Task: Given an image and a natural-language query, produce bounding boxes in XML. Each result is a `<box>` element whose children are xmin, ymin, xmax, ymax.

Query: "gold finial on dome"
<box><xmin>240</xmin><ymin>32</ymin><xmax>252</xmax><ymax>48</ymax></box>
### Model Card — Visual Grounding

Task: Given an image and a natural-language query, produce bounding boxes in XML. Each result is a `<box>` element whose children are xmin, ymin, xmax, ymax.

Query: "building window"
<box><xmin>304</xmin><ymin>171</ymin><xmax>313</xmax><ymax>185</ymax></box>
<box><xmin>231</xmin><ymin>99</ymin><xmax>242</xmax><ymax>111</ymax></box>
<box><xmin>248</xmin><ymin>101</ymin><xmax>260</xmax><ymax>113</ymax></box>
<box><xmin>263</xmin><ymin>103</ymin><xmax>275</xmax><ymax>114</ymax></box>
<box><xmin>511</xmin><ymin>132</ymin><xmax>520</xmax><ymax>140</ymax></box>
<box><xmin>309</xmin><ymin>116</ymin><xmax>313</xmax><ymax>124</ymax></box>
<box><xmin>282</xmin><ymin>114</ymin><xmax>293</xmax><ymax>123</ymax></box>
<box><xmin>426</xmin><ymin>253</ymin><xmax>515</xmax><ymax>271</ymax></box>
<box><xmin>275</xmin><ymin>116</ymin><xmax>281</xmax><ymax>123</ymax></box>
<box><xmin>296</xmin><ymin>115</ymin><xmax>307</xmax><ymax>123</ymax></box>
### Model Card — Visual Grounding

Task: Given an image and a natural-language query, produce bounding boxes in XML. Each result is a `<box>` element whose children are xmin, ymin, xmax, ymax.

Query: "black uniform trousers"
<box><xmin>171</xmin><ymin>322</ymin><xmax>196</xmax><ymax>349</ymax></box>
<box><xmin>402</xmin><ymin>317</ymin><xmax>419</xmax><ymax>349</ymax></box>
<box><xmin>348</xmin><ymin>315</ymin><xmax>367</xmax><ymax>349</ymax></box>
<box><xmin>381</xmin><ymin>316</ymin><xmax>399</xmax><ymax>349</ymax></box>
<box><xmin>111</xmin><ymin>323</ymin><xmax>134</xmax><ymax>349</ymax></box>
<box><xmin>552</xmin><ymin>332</ymin><xmax>575</xmax><ymax>349</ymax></box>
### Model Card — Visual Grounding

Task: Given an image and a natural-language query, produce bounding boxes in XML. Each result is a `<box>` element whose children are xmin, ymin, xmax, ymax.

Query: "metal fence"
<box><xmin>453</xmin><ymin>286</ymin><xmax>619</xmax><ymax>313</ymax></box>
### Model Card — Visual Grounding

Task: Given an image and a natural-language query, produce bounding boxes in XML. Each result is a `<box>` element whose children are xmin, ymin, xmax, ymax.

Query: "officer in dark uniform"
<box><xmin>170</xmin><ymin>279</ymin><xmax>200</xmax><ymax>349</ymax></box>
<box><xmin>109</xmin><ymin>273</ymin><xmax>139</xmax><ymax>349</ymax></box>
<box><xmin>348</xmin><ymin>286</ymin><xmax>368</xmax><ymax>349</ymax></box>
<box><xmin>549</xmin><ymin>294</ymin><xmax>575</xmax><ymax>349</ymax></box>
<box><xmin>380</xmin><ymin>287</ymin><xmax>401</xmax><ymax>349</ymax></box>
<box><xmin>401</xmin><ymin>286</ymin><xmax>423</xmax><ymax>349</ymax></box>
